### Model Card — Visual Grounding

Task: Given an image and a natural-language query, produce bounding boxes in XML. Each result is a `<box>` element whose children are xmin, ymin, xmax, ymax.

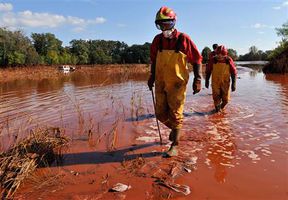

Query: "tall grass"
<box><xmin>0</xmin><ymin>127</ymin><xmax>68</xmax><ymax>198</ymax></box>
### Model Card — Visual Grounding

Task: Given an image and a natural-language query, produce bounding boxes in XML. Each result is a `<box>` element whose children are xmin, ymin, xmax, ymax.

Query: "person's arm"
<box><xmin>205</xmin><ymin>58</ymin><xmax>213</xmax><ymax>88</ymax></box>
<box><xmin>148</xmin><ymin>36</ymin><xmax>159</xmax><ymax>90</ymax></box>
<box><xmin>184</xmin><ymin>35</ymin><xmax>202</xmax><ymax>94</ymax></box>
<box><xmin>228</xmin><ymin>57</ymin><xmax>237</xmax><ymax>92</ymax></box>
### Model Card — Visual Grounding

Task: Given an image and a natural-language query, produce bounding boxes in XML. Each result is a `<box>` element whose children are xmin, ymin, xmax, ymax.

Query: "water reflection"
<box><xmin>264</xmin><ymin>74</ymin><xmax>288</xmax><ymax>115</ymax></box>
<box><xmin>206</xmin><ymin>113</ymin><xmax>237</xmax><ymax>183</ymax></box>
<box><xmin>265</xmin><ymin>74</ymin><xmax>288</xmax><ymax>96</ymax></box>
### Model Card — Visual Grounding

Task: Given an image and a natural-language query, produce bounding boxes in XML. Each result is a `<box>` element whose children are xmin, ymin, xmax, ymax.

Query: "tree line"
<box><xmin>263</xmin><ymin>21</ymin><xmax>288</xmax><ymax>73</ymax></box>
<box><xmin>0</xmin><ymin>28</ymin><xmax>150</xmax><ymax>67</ymax></box>
<box><xmin>0</xmin><ymin>26</ymin><xmax>279</xmax><ymax>68</ymax></box>
<box><xmin>201</xmin><ymin>45</ymin><xmax>271</xmax><ymax>63</ymax></box>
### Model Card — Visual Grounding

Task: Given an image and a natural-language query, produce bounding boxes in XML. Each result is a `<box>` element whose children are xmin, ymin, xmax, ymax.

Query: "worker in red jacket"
<box><xmin>147</xmin><ymin>6</ymin><xmax>202</xmax><ymax>157</ymax></box>
<box><xmin>205</xmin><ymin>45</ymin><xmax>237</xmax><ymax>112</ymax></box>
<box><xmin>208</xmin><ymin>43</ymin><xmax>218</xmax><ymax>61</ymax></box>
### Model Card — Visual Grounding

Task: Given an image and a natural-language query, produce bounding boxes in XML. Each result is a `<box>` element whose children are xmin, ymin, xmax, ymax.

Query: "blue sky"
<box><xmin>0</xmin><ymin>0</ymin><xmax>287</xmax><ymax>55</ymax></box>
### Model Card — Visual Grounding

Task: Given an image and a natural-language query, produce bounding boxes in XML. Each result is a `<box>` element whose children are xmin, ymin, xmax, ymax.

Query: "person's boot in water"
<box><xmin>163</xmin><ymin>129</ymin><xmax>180</xmax><ymax>157</ymax></box>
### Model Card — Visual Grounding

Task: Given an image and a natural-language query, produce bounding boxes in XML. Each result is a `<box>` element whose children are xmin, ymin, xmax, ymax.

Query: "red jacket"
<box><xmin>150</xmin><ymin>29</ymin><xmax>202</xmax><ymax>65</ymax></box>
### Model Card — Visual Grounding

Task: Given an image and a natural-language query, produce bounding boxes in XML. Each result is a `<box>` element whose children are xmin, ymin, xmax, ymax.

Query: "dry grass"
<box><xmin>0</xmin><ymin>66</ymin><xmax>64</xmax><ymax>83</ymax></box>
<box><xmin>0</xmin><ymin>127</ymin><xmax>69</xmax><ymax>198</ymax></box>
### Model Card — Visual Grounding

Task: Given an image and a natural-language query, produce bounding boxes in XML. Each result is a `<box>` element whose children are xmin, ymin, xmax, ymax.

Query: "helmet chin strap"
<box><xmin>162</xmin><ymin>28</ymin><xmax>175</xmax><ymax>38</ymax></box>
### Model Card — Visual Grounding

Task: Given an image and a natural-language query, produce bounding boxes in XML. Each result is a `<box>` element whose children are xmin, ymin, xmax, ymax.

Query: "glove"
<box><xmin>231</xmin><ymin>74</ymin><xmax>236</xmax><ymax>92</ymax></box>
<box><xmin>205</xmin><ymin>73</ymin><xmax>211</xmax><ymax>89</ymax></box>
<box><xmin>147</xmin><ymin>75</ymin><xmax>155</xmax><ymax>91</ymax></box>
<box><xmin>205</xmin><ymin>80</ymin><xmax>209</xmax><ymax>89</ymax></box>
<box><xmin>231</xmin><ymin>82</ymin><xmax>236</xmax><ymax>92</ymax></box>
<box><xmin>193</xmin><ymin>78</ymin><xmax>201</xmax><ymax>94</ymax></box>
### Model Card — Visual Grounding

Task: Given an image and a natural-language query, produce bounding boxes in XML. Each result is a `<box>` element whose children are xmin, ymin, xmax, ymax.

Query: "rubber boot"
<box><xmin>163</xmin><ymin>145</ymin><xmax>178</xmax><ymax>158</ymax></box>
<box><xmin>215</xmin><ymin>104</ymin><xmax>221</xmax><ymax>112</ymax></box>
<box><xmin>221</xmin><ymin>101</ymin><xmax>228</xmax><ymax>110</ymax></box>
<box><xmin>163</xmin><ymin>129</ymin><xmax>180</xmax><ymax>158</ymax></box>
<box><xmin>168</xmin><ymin>129</ymin><xmax>175</xmax><ymax>142</ymax></box>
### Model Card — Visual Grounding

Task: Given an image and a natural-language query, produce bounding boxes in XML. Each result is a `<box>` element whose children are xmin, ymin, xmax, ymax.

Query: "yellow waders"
<box><xmin>155</xmin><ymin>50</ymin><xmax>189</xmax><ymax>129</ymax></box>
<box><xmin>211</xmin><ymin>62</ymin><xmax>231</xmax><ymax>108</ymax></box>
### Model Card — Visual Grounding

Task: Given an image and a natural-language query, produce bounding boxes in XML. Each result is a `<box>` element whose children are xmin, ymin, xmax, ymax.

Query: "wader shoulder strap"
<box><xmin>158</xmin><ymin>35</ymin><xmax>163</xmax><ymax>52</ymax></box>
<box><xmin>175</xmin><ymin>33</ymin><xmax>183</xmax><ymax>53</ymax></box>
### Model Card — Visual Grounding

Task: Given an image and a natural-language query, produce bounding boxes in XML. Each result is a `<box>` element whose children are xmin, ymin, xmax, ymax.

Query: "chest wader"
<box><xmin>211</xmin><ymin>62</ymin><xmax>231</xmax><ymax>110</ymax></box>
<box><xmin>155</xmin><ymin>34</ymin><xmax>189</xmax><ymax>130</ymax></box>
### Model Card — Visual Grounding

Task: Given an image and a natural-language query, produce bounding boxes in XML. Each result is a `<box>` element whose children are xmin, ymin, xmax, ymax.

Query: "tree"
<box><xmin>276</xmin><ymin>21</ymin><xmax>288</xmax><ymax>43</ymax></box>
<box><xmin>122</xmin><ymin>43</ymin><xmax>150</xmax><ymax>64</ymax></box>
<box><xmin>263</xmin><ymin>21</ymin><xmax>288</xmax><ymax>73</ymax></box>
<box><xmin>0</xmin><ymin>28</ymin><xmax>39</xmax><ymax>67</ymax></box>
<box><xmin>111</xmin><ymin>41</ymin><xmax>128</xmax><ymax>63</ymax></box>
<box><xmin>69</xmin><ymin>39</ymin><xmax>90</xmax><ymax>64</ymax></box>
<box><xmin>31</xmin><ymin>33</ymin><xmax>63</xmax><ymax>65</ymax></box>
<box><xmin>227</xmin><ymin>48</ymin><xmax>238</xmax><ymax>60</ymax></box>
<box><xmin>201</xmin><ymin>47</ymin><xmax>211</xmax><ymax>63</ymax></box>
<box><xmin>238</xmin><ymin>46</ymin><xmax>264</xmax><ymax>61</ymax></box>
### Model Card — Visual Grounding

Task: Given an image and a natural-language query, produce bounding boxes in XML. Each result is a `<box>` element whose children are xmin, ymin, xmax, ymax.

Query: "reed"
<box><xmin>0</xmin><ymin>127</ymin><xmax>68</xmax><ymax>198</ymax></box>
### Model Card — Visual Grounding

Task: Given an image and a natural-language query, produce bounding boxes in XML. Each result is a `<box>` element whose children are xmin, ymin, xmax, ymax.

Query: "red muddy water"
<box><xmin>0</xmin><ymin>65</ymin><xmax>287</xmax><ymax>200</ymax></box>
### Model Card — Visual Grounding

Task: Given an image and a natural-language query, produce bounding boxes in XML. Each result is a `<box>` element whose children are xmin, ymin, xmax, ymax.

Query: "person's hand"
<box><xmin>147</xmin><ymin>75</ymin><xmax>155</xmax><ymax>90</ymax></box>
<box><xmin>193</xmin><ymin>79</ymin><xmax>201</xmax><ymax>94</ymax></box>
<box><xmin>205</xmin><ymin>80</ymin><xmax>209</xmax><ymax>89</ymax></box>
<box><xmin>231</xmin><ymin>82</ymin><xmax>236</xmax><ymax>92</ymax></box>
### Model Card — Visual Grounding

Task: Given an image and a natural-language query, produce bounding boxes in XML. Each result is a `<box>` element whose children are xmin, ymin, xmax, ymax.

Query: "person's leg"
<box><xmin>155</xmin><ymin>82</ymin><xmax>171</xmax><ymax>128</ymax></box>
<box><xmin>212</xmin><ymin>85</ymin><xmax>222</xmax><ymax>112</ymax></box>
<box><xmin>221</xmin><ymin>82</ymin><xmax>231</xmax><ymax>110</ymax></box>
<box><xmin>163</xmin><ymin>83</ymin><xmax>186</xmax><ymax>157</ymax></box>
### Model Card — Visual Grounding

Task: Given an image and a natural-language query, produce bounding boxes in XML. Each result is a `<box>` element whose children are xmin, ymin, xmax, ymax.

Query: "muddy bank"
<box><xmin>263</xmin><ymin>47</ymin><xmax>288</xmax><ymax>74</ymax></box>
<box><xmin>0</xmin><ymin>64</ymin><xmax>149</xmax><ymax>83</ymax></box>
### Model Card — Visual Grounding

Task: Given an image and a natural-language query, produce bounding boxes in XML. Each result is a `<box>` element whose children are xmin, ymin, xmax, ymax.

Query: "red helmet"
<box><xmin>216</xmin><ymin>45</ymin><xmax>228</xmax><ymax>56</ymax></box>
<box><xmin>155</xmin><ymin>7</ymin><xmax>177</xmax><ymax>31</ymax></box>
<box><xmin>155</xmin><ymin>6</ymin><xmax>177</xmax><ymax>22</ymax></box>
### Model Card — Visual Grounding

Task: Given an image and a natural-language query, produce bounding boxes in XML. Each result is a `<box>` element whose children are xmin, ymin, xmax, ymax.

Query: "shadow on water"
<box><xmin>52</xmin><ymin>142</ymin><xmax>162</xmax><ymax>167</ymax></box>
<box><xmin>125</xmin><ymin>110</ymin><xmax>217</xmax><ymax>122</ymax></box>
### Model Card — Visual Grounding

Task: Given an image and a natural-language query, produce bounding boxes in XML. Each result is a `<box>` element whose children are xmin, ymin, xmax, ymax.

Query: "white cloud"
<box><xmin>18</xmin><ymin>11</ymin><xmax>66</xmax><ymax>28</ymax></box>
<box><xmin>72</xmin><ymin>27</ymin><xmax>86</xmax><ymax>33</ymax></box>
<box><xmin>0</xmin><ymin>3</ymin><xmax>106</xmax><ymax>30</ymax></box>
<box><xmin>87</xmin><ymin>17</ymin><xmax>107</xmax><ymax>24</ymax></box>
<box><xmin>272</xmin><ymin>6</ymin><xmax>281</xmax><ymax>10</ymax></box>
<box><xmin>283</xmin><ymin>1</ymin><xmax>288</xmax><ymax>6</ymax></box>
<box><xmin>0</xmin><ymin>3</ymin><xmax>13</xmax><ymax>12</ymax></box>
<box><xmin>251</xmin><ymin>23</ymin><xmax>267</xmax><ymax>29</ymax></box>
<box><xmin>272</xmin><ymin>1</ymin><xmax>288</xmax><ymax>9</ymax></box>
<box><xmin>67</xmin><ymin>16</ymin><xmax>86</xmax><ymax>25</ymax></box>
<box><xmin>251</xmin><ymin>23</ymin><xmax>273</xmax><ymax>29</ymax></box>
<box><xmin>258</xmin><ymin>31</ymin><xmax>265</xmax><ymax>34</ymax></box>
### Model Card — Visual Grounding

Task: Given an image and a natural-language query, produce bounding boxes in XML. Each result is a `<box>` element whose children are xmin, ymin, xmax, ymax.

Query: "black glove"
<box><xmin>205</xmin><ymin>80</ymin><xmax>209</xmax><ymax>89</ymax></box>
<box><xmin>192</xmin><ymin>63</ymin><xmax>202</xmax><ymax>94</ymax></box>
<box><xmin>148</xmin><ymin>63</ymin><xmax>156</xmax><ymax>90</ymax></box>
<box><xmin>231</xmin><ymin>74</ymin><xmax>236</xmax><ymax>92</ymax></box>
<box><xmin>193</xmin><ymin>78</ymin><xmax>201</xmax><ymax>94</ymax></box>
<box><xmin>231</xmin><ymin>82</ymin><xmax>236</xmax><ymax>92</ymax></box>
<box><xmin>205</xmin><ymin>73</ymin><xmax>211</xmax><ymax>89</ymax></box>
<box><xmin>147</xmin><ymin>75</ymin><xmax>155</xmax><ymax>91</ymax></box>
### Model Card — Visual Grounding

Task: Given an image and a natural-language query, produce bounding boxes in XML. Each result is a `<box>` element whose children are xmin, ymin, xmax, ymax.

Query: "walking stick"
<box><xmin>151</xmin><ymin>89</ymin><xmax>162</xmax><ymax>145</ymax></box>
